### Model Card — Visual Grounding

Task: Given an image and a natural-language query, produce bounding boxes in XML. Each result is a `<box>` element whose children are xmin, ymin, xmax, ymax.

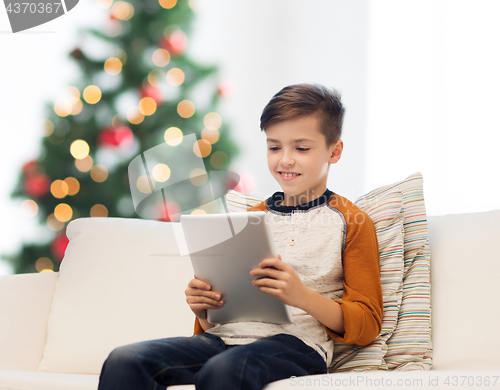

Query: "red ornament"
<box><xmin>217</xmin><ymin>80</ymin><xmax>235</xmax><ymax>98</ymax></box>
<box><xmin>24</xmin><ymin>173</ymin><xmax>51</xmax><ymax>198</ymax></box>
<box><xmin>70</xmin><ymin>48</ymin><xmax>84</xmax><ymax>59</ymax></box>
<box><xmin>22</xmin><ymin>160</ymin><xmax>38</xmax><ymax>175</ymax></box>
<box><xmin>97</xmin><ymin>126</ymin><xmax>134</xmax><ymax>147</ymax></box>
<box><xmin>139</xmin><ymin>84</ymin><xmax>162</xmax><ymax>104</ymax></box>
<box><xmin>159</xmin><ymin>30</ymin><xmax>187</xmax><ymax>56</ymax></box>
<box><xmin>156</xmin><ymin>200</ymin><xmax>180</xmax><ymax>222</ymax></box>
<box><xmin>51</xmin><ymin>232</ymin><xmax>70</xmax><ymax>262</ymax></box>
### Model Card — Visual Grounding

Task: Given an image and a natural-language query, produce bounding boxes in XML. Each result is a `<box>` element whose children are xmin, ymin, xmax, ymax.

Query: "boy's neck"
<box><xmin>278</xmin><ymin>189</ymin><xmax>328</xmax><ymax>207</ymax></box>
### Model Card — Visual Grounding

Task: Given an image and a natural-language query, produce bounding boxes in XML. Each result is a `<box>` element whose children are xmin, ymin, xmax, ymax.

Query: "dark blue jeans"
<box><xmin>97</xmin><ymin>333</ymin><xmax>326</xmax><ymax>390</ymax></box>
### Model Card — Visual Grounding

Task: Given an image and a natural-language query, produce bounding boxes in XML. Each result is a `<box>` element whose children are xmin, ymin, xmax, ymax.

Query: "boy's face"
<box><xmin>265</xmin><ymin>114</ymin><xmax>343</xmax><ymax>207</ymax></box>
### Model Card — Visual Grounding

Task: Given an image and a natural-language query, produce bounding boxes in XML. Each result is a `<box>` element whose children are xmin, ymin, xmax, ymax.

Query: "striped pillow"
<box><xmin>366</xmin><ymin>172</ymin><xmax>432</xmax><ymax>371</ymax></box>
<box><xmin>329</xmin><ymin>189</ymin><xmax>405</xmax><ymax>372</ymax></box>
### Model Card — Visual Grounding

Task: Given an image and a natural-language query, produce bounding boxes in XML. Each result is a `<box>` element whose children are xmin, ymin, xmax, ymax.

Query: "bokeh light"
<box><xmin>54</xmin><ymin>99</ymin><xmax>72</xmax><ymax>117</ymax></box>
<box><xmin>90</xmin><ymin>204</ymin><xmax>109</xmax><ymax>217</ymax></box>
<box><xmin>190</xmin><ymin>209</ymin><xmax>207</xmax><ymax>215</ymax></box>
<box><xmin>166</xmin><ymin>68</ymin><xmax>185</xmax><ymax>86</ymax></box>
<box><xmin>43</xmin><ymin>119</ymin><xmax>54</xmax><ymax>137</ymax></box>
<box><xmin>90</xmin><ymin>165</ymin><xmax>109</xmax><ymax>182</ymax></box>
<box><xmin>152</xmin><ymin>49</ymin><xmax>171</xmax><ymax>67</ymax></box>
<box><xmin>64</xmin><ymin>86</ymin><xmax>80</xmax><ymax>104</ymax></box>
<box><xmin>210</xmin><ymin>151</ymin><xmax>229</xmax><ymax>169</ymax></box>
<box><xmin>70</xmin><ymin>99</ymin><xmax>83</xmax><ymax>115</ymax></box>
<box><xmin>21</xmin><ymin>199</ymin><xmax>38</xmax><ymax>218</ymax></box>
<box><xmin>152</xmin><ymin>163</ymin><xmax>171</xmax><ymax>182</ymax></box>
<box><xmin>75</xmin><ymin>155</ymin><xmax>93</xmax><ymax>172</ymax></box>
<box><xmin>70</xmin><ymin>140</ymin><xmax>90</xmax><ymax>160</ymax></box>
<box><xmin>104</xmin><ymin>57</ymin><xmax>123</xmax><ymax>75</ymax></box>
<box><xmin>127</xmin><ymin>106</ymin><xmax>145</xmax><ymax>124</ymax></box>
<box><xmin>148</xmin><ymin>69</ymin><xmax>165</xmax><ymax>87</ymax></box>
<box><xmin>159</xmin><ymin>0</ymin><xmax>176</xmax><ymax>9</ymax></box>
<box><xmin>193</xmin><ymin>139</ymin><xmax>212</xmax><ymax>158</ymax></box>
<box><xmin>164</xmin><ymin>127</ymin><xmax>183</xmax><ymax>145</ymax></box>
<box><xmin>112</xmin><ymin>1</ymin><xmax>134</xmax><ymax>20</ymax></box>
<box><xmin>47</xmin><ymin>214</ymin><xmax>64</xmax><ymax>231</ymax></box>
<box><xmin>36</xmin><ymin>257</ymin><xmax>54</xmax><ymax>272</ymax></box>
<box><xmin>95</xmin><ymin>0</ymin><xmax>113</xmax><ymax>8</ymax></box>
<box><xmin>51</xmin><ymin>180</ymin><xmax>69</xmax><ymax>199</ymax></box>
<box><xmin>201</xmin><ymin>127</ymin><xmax>220</xmax><ymax>144</ymax></box>
<box><xmin>64</xmin><ymin>177</ymin><xmax>80</xmax><ymax>195</ymax></box>
<box><xmin>177</xmin><ymin>100</ymin><xmax>195</xmax><ymax>118</ymax></box>
<box><xmin>54</xmin><ymin>203</ymin><xmax>73</xmax><ymax>222</ymax></box>
<box><xmin>83</xmin><ymin>85</ymin><xmax>102</xmax><ymax>104</ymax></box>
<box><xmin>204</xmin><ymin>112</ymin><xmax>222</xmax><ymax>129</ymax></box>
<box><xmin>138</xmin><ymin>97</ymin><xmax>157</xmax><ymax>116</ymax></box>
<box><xmin>137</xmin><ymin>175</ymin><xmax>154</xmax><ymax>193</ymax></box>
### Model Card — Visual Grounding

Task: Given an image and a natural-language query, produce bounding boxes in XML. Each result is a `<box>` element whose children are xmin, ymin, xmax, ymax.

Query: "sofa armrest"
<box><xmin>0</xmin><ymin>272</ymin><xmax>58</xmax><ymax>371</ymax></box>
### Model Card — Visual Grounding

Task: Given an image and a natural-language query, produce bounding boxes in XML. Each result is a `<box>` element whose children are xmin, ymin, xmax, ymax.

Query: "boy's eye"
<box><xmin>268</xmin><ymin>147</ymin><xmax>309</xmax><ymax>151</ymax></box>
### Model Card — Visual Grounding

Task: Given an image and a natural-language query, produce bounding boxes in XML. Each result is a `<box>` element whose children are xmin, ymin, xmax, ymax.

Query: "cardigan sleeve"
<box><xmin>194</xmin><ymin>317</ymin><xmax>204</xmax><ymax>334</ymax></box>
<box><xmin>323</xmin><ymin>205</ymin><xmax>383</xmax><ymax>346</ymax></box>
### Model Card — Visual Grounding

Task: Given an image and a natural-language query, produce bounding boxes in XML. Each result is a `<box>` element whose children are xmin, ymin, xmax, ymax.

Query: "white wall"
<box><xmin>189</xmin><ymin>0</ymin><xmax>370</xmax><ymax>201</ymax></box>
<box><xmin>366</xmin><ymin>0</ymin><xmax>500</xmax><ymax>215</ymax></box>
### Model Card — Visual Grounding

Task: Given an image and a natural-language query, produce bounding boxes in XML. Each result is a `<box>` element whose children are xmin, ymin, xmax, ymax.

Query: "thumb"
<box><xmin>277</xmin><ymin>254</ymin><xmax>282</xmax><ymax>260</ymax></box>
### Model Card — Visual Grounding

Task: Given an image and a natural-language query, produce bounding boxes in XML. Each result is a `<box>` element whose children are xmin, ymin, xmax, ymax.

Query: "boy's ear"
<box><xmin>329</xmin><ymin>139</ymin><xmax>343</xmax><ymax>164</ymax></box>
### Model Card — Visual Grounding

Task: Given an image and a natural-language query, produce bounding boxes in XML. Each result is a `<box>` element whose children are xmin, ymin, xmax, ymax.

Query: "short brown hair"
<box><xmin>260</xmin><ymin>83</ymin><xmax>345</xmax><ymax>147</ymax></box>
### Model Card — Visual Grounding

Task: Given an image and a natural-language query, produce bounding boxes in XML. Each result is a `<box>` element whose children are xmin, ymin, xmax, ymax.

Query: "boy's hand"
<box><xmin>250</xmin><ymin>254</ymin><xmax>308</xmax><ymax>309</ymax></box>
<box><xmin>185</xmin><ymin>276</ymin><xmax>224</xmax><ymax>320</ymax></box>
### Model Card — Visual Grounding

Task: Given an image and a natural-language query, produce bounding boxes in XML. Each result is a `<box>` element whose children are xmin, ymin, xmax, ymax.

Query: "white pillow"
<box><xmin>38</xmin><ymin>217</ymin><xmax>194</xmax><ymax>375</ymax></box>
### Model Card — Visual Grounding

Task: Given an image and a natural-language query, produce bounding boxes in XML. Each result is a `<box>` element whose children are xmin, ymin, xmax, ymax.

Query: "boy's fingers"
<box><xmin>186</xmin><ymin>286</ymin><xmax>222</xmax><ymax>301</ymax></box>
<box><xmin>250</xmin><ymin>267</ymin><xmax>280</xmax><ymax>279</ymax></box>
<box><xmin>258</xmin><ymin>257</ymin><xmax>284</xmax><ymax>270</ymax></box>
<box><xmin>188</xmin><ymin>278</ymin><xmax>211</xmax><ymax>291</ymax></box>
<box><xmin>187</xmin><ymin>295</ymin><xmax>223</xmax><ymax>306</ymax></box>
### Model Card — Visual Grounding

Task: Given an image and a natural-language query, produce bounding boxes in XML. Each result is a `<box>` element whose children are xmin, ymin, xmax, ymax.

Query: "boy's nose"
<box><xmin>280</xmin><ymin>152</ymin><xmax>295</xmax><ymax>166</ymax></box>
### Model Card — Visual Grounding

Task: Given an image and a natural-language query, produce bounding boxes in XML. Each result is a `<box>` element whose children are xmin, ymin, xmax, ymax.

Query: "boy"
<box><xmin>98</xmin><ymin>83</ymin><xmax>383</xmax><ymax>390</ymax></box>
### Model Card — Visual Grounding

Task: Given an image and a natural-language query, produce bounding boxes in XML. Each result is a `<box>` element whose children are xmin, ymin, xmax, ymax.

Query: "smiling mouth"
<box><xmin>279</xmin><ymin>172</ymin><xmax>301</xmax><ymax>177</ymax></box>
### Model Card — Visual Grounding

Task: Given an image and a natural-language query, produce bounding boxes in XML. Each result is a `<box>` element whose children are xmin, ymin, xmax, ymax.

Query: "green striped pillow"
<box><xmin>348</xmin><ymin>172</ymin><xmax>432</xmax><ymax>371</ymax></box>
<box><xmin>329</xmin><ymin>189</ymin><xmax>405</xmax><ymax>372</ymax></box>
<box><xmin>372</xmin><ymin>173</ymin><xmax>432</xmax><ymax>370</ymax></box>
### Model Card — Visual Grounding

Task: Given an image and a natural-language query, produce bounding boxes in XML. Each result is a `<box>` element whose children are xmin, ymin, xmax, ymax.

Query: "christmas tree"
<box><xmin>5</xmin><ymin>0</ymin><xmax>241</xmax><ymax>274</ymax></box>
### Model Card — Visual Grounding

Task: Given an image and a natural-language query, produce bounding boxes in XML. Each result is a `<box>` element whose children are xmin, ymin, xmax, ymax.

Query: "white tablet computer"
<box><xmin>179</xmin><ymin>211</ymin><xmax>292</xmax><ymax>325</ymax></box>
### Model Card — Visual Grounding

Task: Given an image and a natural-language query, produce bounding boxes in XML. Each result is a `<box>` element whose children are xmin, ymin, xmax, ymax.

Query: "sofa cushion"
<box><xmin>0</xmin><ymin>272</ymin><xmax>58</xmax><ymax>371</ymax></box>
<box><xmin>427</xmin><ymin>210</ymin><xmax>500</xmax><ymax>370</ymax></box>
<box><xmin>0</xmin><ymin>371</ymin><xmax>99</xmax><ymax>390</ymax></box>
<box><xmin>38</xmin><ymin>218</ymin><xmax>194</xmax><ymax>375</ymax></box>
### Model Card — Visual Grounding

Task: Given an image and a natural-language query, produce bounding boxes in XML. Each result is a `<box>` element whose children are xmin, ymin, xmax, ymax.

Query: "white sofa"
<box><xmin>1</xmin><ymin>209</ymin><xmax>499</xmax><ymax>390</ymax></box>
